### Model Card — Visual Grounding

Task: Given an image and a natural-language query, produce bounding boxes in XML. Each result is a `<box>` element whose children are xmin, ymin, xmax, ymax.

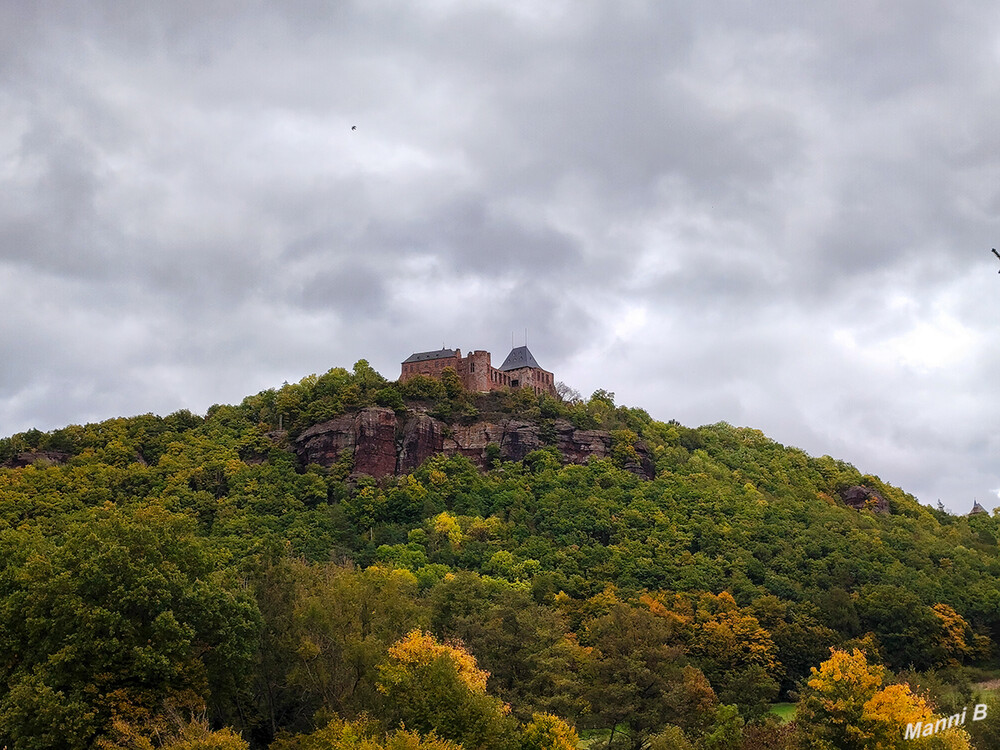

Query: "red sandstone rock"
<box><xmin>399</xmin><ymin>413</ymin><xmax>445</xmax><ymax>473</ymax></box>
<box><xmin>552</xmin><ymin>419</ymin><xmax>611</xmax><ymax>463</ymax></box>
<box><xmin>444</xmin><ymin>422</ymin><xmax>504</xmax><ymax>464</ymax></box>
<box><xmin>441</xmin><ymin>419</ymin><xmax>547</xmax><ymax>466</ymax></box>
<box><xmin>293</xmin><ymin>408</ymin><xmax>656</xmax><ymax>480</ymax></box>
<box><xmin>296</xmin><ymin>413</ymin><xmax>357</xmax><ymax>467</ymax></box>
<box><xmin>353</xmin><ymin>407</ymin><xmax>398</xmax><ymax>477</ymax></box>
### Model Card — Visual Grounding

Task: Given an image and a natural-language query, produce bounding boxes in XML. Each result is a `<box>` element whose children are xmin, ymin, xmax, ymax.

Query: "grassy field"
<box><xmin>577</xmin><ymin>728</ymin><xmax>611</xmax><ymax>749</ymax></box>
<box><xmin>769</xmin><ymin>702</ymin><xmax>797</xmax><ymax>723</ymax></box>
<box><xmin>575</xmin><ymin>690</ymin><xmax>995</xmax><ymax>747</ymax></box>
<box><xmin>574</xmin><ymin>704</ymin><xmax>801</xmax><ymax>748</ymax></box>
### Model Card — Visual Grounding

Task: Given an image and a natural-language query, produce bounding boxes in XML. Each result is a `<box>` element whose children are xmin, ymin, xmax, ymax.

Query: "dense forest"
<box><xmin>2</xmin><ymin>361</ymin><xmax>1000</xmax><ymax>749</ymax></box>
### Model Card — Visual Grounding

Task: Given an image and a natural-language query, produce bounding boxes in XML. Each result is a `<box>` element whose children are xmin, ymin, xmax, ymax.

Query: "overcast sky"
<box><xmin>3</xmin><ymin>1</ymin><xmax>1000</xmax><ymax>512</ymax></box>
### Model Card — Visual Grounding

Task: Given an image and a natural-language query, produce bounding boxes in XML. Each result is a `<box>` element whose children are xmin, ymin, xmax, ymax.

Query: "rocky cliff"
<box><xmin>294</xmin><ymin>407</ymin><xmax>655</xmax><ymax>479</ymax></box>
<box><xmin>1</xmin><ymin>450</ymin><xmax>70</xmax><ymax>468</ymax></box>
<box><xmin>839</xmin><ymin>485</ymin><xmax>890</xmax><ymax>514</ymax></box>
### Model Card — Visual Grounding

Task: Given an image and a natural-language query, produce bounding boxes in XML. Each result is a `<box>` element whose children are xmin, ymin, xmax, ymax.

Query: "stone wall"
<box><xmin>457</xmin><ymin>350</ymin><xmax>493</xmax><ymax>393</ymax></box>
<box><xmin>504</xmin><ymin>366</ymin><xmax>556</xmax><ymax>397</ymax></box>
<box><xmin>400</xmin><ymin>351</ymin><xmax>461</xmax><ymax>383</ymax></box>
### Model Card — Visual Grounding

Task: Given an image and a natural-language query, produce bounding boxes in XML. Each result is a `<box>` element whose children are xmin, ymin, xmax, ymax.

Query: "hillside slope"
<box><xmin>2</xmin><ymin>361</ymin><xmax>999</xmax><ymax>749</ymax></box>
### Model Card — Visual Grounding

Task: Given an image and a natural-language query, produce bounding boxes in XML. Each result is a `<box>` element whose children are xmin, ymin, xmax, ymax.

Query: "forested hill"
<box><xmin>2</xmin><ymin>360</ymin><xmax>999</xmax><ymax>750</ymax></box>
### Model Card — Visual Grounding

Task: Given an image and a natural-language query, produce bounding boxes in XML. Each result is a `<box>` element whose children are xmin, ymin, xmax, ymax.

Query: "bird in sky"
<box><xmin>351</xmin><ymin>125</ymin><xmax>357</xmax><ymax>131</ymax></box>
<box><xmin>993</xmin><ymin>248</ymin><xmax>1000</xmax><ymax>272</ymax></box>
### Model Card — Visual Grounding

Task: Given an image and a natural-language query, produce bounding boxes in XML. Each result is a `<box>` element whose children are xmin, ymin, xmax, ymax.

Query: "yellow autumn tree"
<box><xmin>520</xmin><ymin>712</ymin><xmax>579</xmax><ymax>750</ymax></box>
<box><xmin>377</xmin><ymin>631</ymin><xmax>518</xmax><ymax>750</ymax></box>
<box><xmin>642</xmin><ymin>590</ymin><xmax>781</xmax><ymax>716</ymax></box>
<box><xmin>796</xmin><ymin>648</ymin><xmax>972</xmax><ymax>750</ymax></box>
<box><xmin>269</xmin><ymin>716</ymin><xmax>464</xmax><ymax>750</ymax></box>
<box><xmin>431</xmin><ymin>512</ymin><xmax>463</xmax><ymax>549</ymax></box>
<box><xmin>98</xmin><ymin>716</ymin><xmax>249</xmax><ymax>750</ymax></box>
<box><xmin>642</xmin><ymin>591</ymin><xmax>779</xmax><ymax>675</ymax></box>
<box><xmin>380</xmin><ymin>630</ymin><xmax>489</xmax><ymax>693</ymax></box>
<box><xmin>931</xmin><ymin>604</ymin><xmax>975</xmax><ymax>666</ymax></box>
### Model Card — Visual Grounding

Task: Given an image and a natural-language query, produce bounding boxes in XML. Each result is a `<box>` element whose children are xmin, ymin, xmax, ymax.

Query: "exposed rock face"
<box><xmin>296</xmin><ymin>414</ymin><xmax>359</xmax><ymax>467</ymax></box>
<box><xmin>399</xmin><ymin>414</ymin><xmax>445</xmax><ymax>473</ymax></box>
<box><xmin>296</xmin><ymin>407</ymin><xmax>408</xmax><ymax>477</ymax></box>
<box><xmin>552</xmin><ymin>420</ymin><xmax>610</xmax><ymax>463</ymax></box>
<box><xmin>445</xmin><ymin>420</ymin><xmax>543</xmax><ymax>464</ymax></box>
<box><xmin>2</xmin><ymin>450</ymin><xmax>70</xmax><ymax>468</ymax></box>
<box><xmin>353</xmin><ymin>408</ymin><xmax>399</xmax><ymax>477</ymax></box>
<box><xmin>294</xmin><ymin>407</ymin><xmax>655</xmax><ymax>480</ymax></box>
<box><xmin>840</xmin><ymin>485</ymin><xmax>890</xmax><ymax>514</ymax></box>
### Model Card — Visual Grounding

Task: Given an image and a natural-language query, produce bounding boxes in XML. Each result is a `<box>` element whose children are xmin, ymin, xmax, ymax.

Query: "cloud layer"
<box><xmin>3</xmin><ymin>1</ymin><xmax>1000</xmax><ymax>511</ymax></box>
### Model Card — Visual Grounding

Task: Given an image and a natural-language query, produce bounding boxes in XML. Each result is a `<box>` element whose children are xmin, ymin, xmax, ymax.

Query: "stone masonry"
<box><xmin>400</xmin><ymin>345</ymin><xmax>557</xmax><ymax>398</ymax></box>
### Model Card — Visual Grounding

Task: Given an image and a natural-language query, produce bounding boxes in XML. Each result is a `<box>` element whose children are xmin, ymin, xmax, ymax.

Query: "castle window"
<box><xmin>470</xmin><ymin>362</ymin><xmax>475</xmax><ymax>372</ymax></box>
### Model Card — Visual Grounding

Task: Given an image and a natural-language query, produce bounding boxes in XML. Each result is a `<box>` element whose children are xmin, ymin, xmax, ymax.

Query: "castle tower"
<box><xmin>460</xmin><ymin>350</ymin><xmax>492</xmax><ymax>392</ymax></box>
<box><xmin>497</xmin><ymin>345</ymin><xmax>557</xmax><ymax>397</ymax></box>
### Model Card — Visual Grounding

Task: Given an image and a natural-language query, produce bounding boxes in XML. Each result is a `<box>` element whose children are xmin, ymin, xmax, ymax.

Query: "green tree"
<box><xmin>0</xmin><ymin>505</ymin><xmax>257</xmax><ymax>750</ymax></box>
<box><xmin>440</xmin><ymin>368</ymin><xmax>464</xmax><ymax>399</ymax></box>
<box><xmin>427</xmin><ymin>573</ymin><xmax>588</xmax><ymax>721</ymax></box>
<box><xmin>579</xmin><ymin>602</ymin><xmax>716</xmax><ymax>749</ymax></box>
<box><xmin>398</xmin><ymin>375</ymin><xmax>446</xmax><ymax>401</ymax></box>
<box><xmin>353</xmin><ymin>359</ymin><xmax>388</xmax><ymax>393</ymax></box>
<box><xmin>857</xmin><ymin>586</ymin><xmax>943</xmax><ymax>670</ymax></box>
<box><xmin>287</xmin><ymin>564</ymin><xmax>426</xmax><ymax>720</ymax></box>
<box><xmin>646</xmin><ymin>725</ymin><xmax>694</xmax><ymax>750</ymax></box>
<box><xmin>965</xmin><ymin>694</ymin><xmax>1000</xmax><ymax>750</ymax></box>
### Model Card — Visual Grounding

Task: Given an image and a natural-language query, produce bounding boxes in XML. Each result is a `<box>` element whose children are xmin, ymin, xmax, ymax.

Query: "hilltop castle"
<box><xmin>400</xmin><ymin>345</ymin><xmax>557</xmax><ymax>397</ymax></box>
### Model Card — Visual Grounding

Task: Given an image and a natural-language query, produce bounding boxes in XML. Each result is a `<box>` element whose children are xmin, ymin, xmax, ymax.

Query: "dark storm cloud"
<box><xmin>2</xmin><ymin>1</ymin><xmax>1000</xmax><ymax>509</ymax></box>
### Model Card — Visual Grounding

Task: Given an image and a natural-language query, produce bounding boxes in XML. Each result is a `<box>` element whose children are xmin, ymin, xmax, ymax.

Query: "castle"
<box><xmin>400</xmin><ymin>345</ymin><xmax>558</xmax><ymax>397</ymax></box>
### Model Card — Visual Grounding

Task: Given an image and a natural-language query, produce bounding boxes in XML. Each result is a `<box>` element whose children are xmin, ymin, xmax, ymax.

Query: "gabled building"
<box><xmin>400</xmin><ymin>345</ymin><xmax>557</xmax><ymax>397</ymax></box>
<box><xmin>496</xmin><ymin>346</ymin><xmax>556</xmax><ymax>396</ymax></box>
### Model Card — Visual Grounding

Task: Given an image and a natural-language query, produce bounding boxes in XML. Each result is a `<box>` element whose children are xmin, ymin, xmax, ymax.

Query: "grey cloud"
<box><xmin>300</xmin><ymin>265</ymin><xmax>386</xmax><ymax>315</ymax></box>
<box><xmin>2</xmin><ymin>130</ymin><xmax>114</xmax><ymax>279</ymax></box>
<box><xmin>2</xmin><ymin>0</ymin><xmax>1000</xmax><ymax>510</ymax></box>
<box><xmin>372</xmin><ymin>197</ymin><xmax>582</xmax><ymax>277</ymax></box>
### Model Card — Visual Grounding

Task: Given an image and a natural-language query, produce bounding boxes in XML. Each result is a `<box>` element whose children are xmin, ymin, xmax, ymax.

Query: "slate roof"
<box><xmin>498</xmin><ymin>345</ymin><xmax>543</xmax><ymax>372</ymax></box>
<box><xmin>402</xmin><ymin>348</ymin><xmax>458</xmax><ymax>364</ymax></box>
